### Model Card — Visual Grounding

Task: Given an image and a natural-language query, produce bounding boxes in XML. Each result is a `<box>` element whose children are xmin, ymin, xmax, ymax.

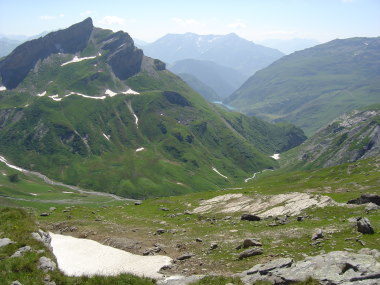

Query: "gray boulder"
<box><xmin>0</xmin><ymin>237</ymin><xmax>13</xmax><ymax>248</ymax></box>
<box><xmin>38</xmin><ymin>256</ymin><xmax>57</xmax><ymax>272</ymax></box>
<box><xmin>311</xmin><ymin>228</ymin><xmax>324</xmax><ymax>240</ymax></box>
<box><xmin>357</xmin><ymin>217</ymin><xmax>375</xmax><ymax>234</ymax></box>
<box><xmin>31</xmin><ymin>230</ymin><xmax>52</xmax><ymax>248</ymax></box>
<box><xmin>241</xmin><ymin>214</ymin><xmax>261</xmax><ymax>221</ymax></box>
<box><xmin>177</xmin><ymin>253</ymin><xmax>194</xmax><ymax>261</ymax></box>
<box><xmin>11</xmin><ymin>281</ymin><xmax>22</xmax><ymax>285</ymax></box>
<box><xmin>243</xmin><ymin>238</ymin><xmax>262</xmax><ymax>248</ymax></box>
<box><xmin>365</xmin><ymin>202</ymin><xmax>380</xmax><ymax>213</ymax></box>
<box><xmin>347</xmin><ymin>194</ymin><xmax>380</xmax><ymax>206</ymax></box>
<box><xmin>238</xmin><ymin>248</ymin><xmax>263</xmax><ymax>260</ymax></box>
<box><xmin>11</xmin><ymin>246</ymin><xmax>31</xmax><ymax>258</ymax></box>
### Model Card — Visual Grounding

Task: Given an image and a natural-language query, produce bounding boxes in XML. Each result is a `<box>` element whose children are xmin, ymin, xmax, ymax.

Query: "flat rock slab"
<box><xmin>193</xmin><ymin>192</ymin><xmax>340</xmax><ymax>218</ymax></box>
<box><xmin>0</xmin><ymin>238</ymin><xmax>13</xmax><ymax>248</ymax></box>
<box><xmin>49</xmin><ymin>232</ymin><xmax>172</xmax><ymax>279</ymax></box>
<box><xmin>240</xmin><ymin>250</ymin><xmax>380</xmax><ymax>284</ymax></box>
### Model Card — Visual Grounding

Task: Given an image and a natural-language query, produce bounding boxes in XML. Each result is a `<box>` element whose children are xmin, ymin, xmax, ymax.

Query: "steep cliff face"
<box><xmin>0</xmin><ymin>18</ymin><xmax>93</xmax><ymax>89</ymax></box>
<box><xmin>101</xmin><ymin>31</ymin><xmax>144</xmax><ymax>80</ymax></box>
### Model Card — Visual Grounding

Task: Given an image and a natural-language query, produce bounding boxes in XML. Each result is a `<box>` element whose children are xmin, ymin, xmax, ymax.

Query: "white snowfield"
<box><xmin>37</xmin><ymin>91</ymin><xmax>47</xmax><ymax>97</ymax></box>
<box><xmin>49</xmin><ymin>232</ymin><xmax>172</xmax><ymax>279</ymax></box>
<box><xmin>61</xmin><ymin>55</ymin><xmax>97</xmax><ymax>66</ymax></box>
<box><xmin>135</xmin><ymin>147</ymin><xmax>145</xmax><ymax>152</ymax></box>
<box><xmin>270</xmin><ymin>153</ymin><xmax>280</xmax><ymax>160</ymax></box>
<box><xmin>212</xmin><ymin>167</ymin><xmax>228</xmax><ymax>179</ymax></box>
<box><xmin>122</xmin><ymin>88</ymin><xmax>140</xmax><ymax>95</ymax></box>
<box><xmin>0</xmin><ymin>86</ymin><xmax>7</xmax><ymax>91</ymax></box>
<box><xmin>105</xmin><ymin>89</ymin><xmax>117</xmax><ymax>97</ymax></box>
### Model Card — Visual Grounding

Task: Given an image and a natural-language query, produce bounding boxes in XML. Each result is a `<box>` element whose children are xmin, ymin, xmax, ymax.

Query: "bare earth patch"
<box><xmin>192</xmin><ymin>192</ymin><xmax>342</xmax><ymax>218</ymax></box>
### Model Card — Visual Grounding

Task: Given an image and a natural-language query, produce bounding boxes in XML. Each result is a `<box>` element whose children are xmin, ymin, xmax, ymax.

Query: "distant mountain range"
<box><xmin>142</xmin><ymin>32</ymin><xmax>284</xmax><ymax>100</ymax></box>
<box><xmin>259</xmin><ymin>38</ymin><xmax>320</xmax><ymax>54</ymax></box>
<box><xmin>226</xmin><ymin>37</ymin><xmax>380</xmax><ymax>135</ymax></box>
<box><xmin>0</xmin><ymin>18</ymin><xmax>305</xmax><ymax>198</ymax></box>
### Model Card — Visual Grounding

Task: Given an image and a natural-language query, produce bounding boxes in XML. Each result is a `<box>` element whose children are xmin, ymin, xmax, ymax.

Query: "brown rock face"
<box><xmin>0</xmin><ymin>18</ymin><xmax>93</xmax><ymax>89</ymax></box>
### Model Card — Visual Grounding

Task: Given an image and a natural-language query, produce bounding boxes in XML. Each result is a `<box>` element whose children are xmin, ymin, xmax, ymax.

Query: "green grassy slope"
<box><xmin>226</xmin><ymin>37</ymin><xmax>380</xmax><ymax>135</ymax></box>
<box><xmin>0</xmin><ymin>23</ymin><xmax>306</xmax><ymax>199</ymax></box>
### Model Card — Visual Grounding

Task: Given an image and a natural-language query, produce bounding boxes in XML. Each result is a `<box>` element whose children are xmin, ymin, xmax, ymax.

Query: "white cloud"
<box><xmin>172</xmin><ymin>17</ymin><xmax>202</xmax><ymax>26</ymax></box>
<box><xmin>80</xmin><ymin>10</ymin><xmax>94</xmax><ymax>17</ymax></box>
<box><xmin>39</xmin><ymin>15</ymin><xmax>56</xmax><ymax>20</ymax></box>
<box><xmin>99</xmin><ymin>16</ymin><xmax>126</xmax><ymax>25</ymax></box>
<box><xmin>228</xmin><ymin>22</ymin><xmax>247</xmax><ymax>29</ymax></box>
<box><xmin>39</xmin><ymin>14</ymin><xmax>64</xmax><ymax>20</ymax></box>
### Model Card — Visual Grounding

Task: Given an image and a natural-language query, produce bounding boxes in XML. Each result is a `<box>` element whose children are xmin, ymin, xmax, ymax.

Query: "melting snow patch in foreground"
<box><xmin>0</xmin><ymin>86</ymin><xmax>6</xmax><ymax>91</ymax></box>
<box><xmin>49</xmin><ymin>232</ymin><xmax>172</xmax><ymax>278</ymax></box>
<box><xmin>212</xmin><ymin>167</ymin><xmax>228</xmax><ymax>179</ymax></box>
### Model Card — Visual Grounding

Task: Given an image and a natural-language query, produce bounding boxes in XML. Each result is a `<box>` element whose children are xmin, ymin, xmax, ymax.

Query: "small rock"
<box><xmin>365</xmin><ymin>202</ymin><xmax>380</xmax><ymax>213</ymax></box>
<box><xmin>40</xmin><ymin>212</ymin><xmax>50</xmax><ymax>217</ymax></box>
<box><xmin>134</xmin><ymin>201</ymin><xmax>142</xmax><ymax>205</ymax></box>
<box><xmin>177</xmin><ymin>253</ymin><xmax>194</xmax><ymax>261</ymax></box>
<box><xmin>246</xmin><ymin>257</ymin><xmax>293</xmax><ymax>275</ymax></box>
<box><xmin>156</xmin><ymin>229</ymin><xmax>166</xmax><ymax>235</ymax></box>
<box><xmin>31</xmin><ymin>230</ymin><xmax>52</xmax><ymax>248</ymax></box>
<box><xmin>241</xmin><ymin>214</ymin><xmax>261</xmax><ymax>221</ymax></box>
<box><xmin>62</xmin><ymin>209</ymin><xmax>70</xmax><ymax>213</ymax></box>
<box><xmin>160</xmin><ymin>207</ymin><xmax>170</xmax><ymax>211</ymax></box>
<box><xmin>11</xmin><ymin>246</ymin><xmax>32</xmax><ymax>258</ymax></box>
<box><xmin>49</xmin><ymin>207</ymin><xmax>56</xmax><ymax>212</ymax></box>
<box><xmin>210</xmin><ymin>243</ymin><xmax>218</xmax><ymax>250</ymax></box>
<box><xmin>11</xmin><ymin>281</ymin><xmax>22</xmax><ymax>285</ymax></box>
<box><xmin>311</xmin><ymin>228</ymin><xmax>324</xmax><ymax>240</ymax></box>
<box><xmin>243</xmin><ymin>238</ymin><xmax>262</xmax><ymax>248</ymax></box>
<box><xmin>195</xmin><ymin>238</ymin><xmax>203</xmax><ymax>242</ymax></box>
<box><xmin>184</xmin><ymin>210</ymin><xmax>192</xmax><ymax>215</ymax></box>
<box><xmin>38</xmin><ymin>256</ymin><xmax>57</xmax><ymax>272</ymax></box>
<box><xmin>275</xmin><ymin>215</ymin><xmax>290</xmax><ymax>225</ymax></box>
<box><xmin>357</xmin><ymin>217</ymin><xmax>374</xmax><ymax>234</ymax></box>
<box><xmin>238</xmin><ymin>248</ymin><xmax>263</xmax><ymax>260</ymax></box>
<box><xmin>0</xmin><ymin>237</ymin><xmax>13</xmax><ymax>248</ymax></box>
<box><xmin>143</xmin><ymin>246</ymin><xmax>161</xmax><ymax>256</ymax></box>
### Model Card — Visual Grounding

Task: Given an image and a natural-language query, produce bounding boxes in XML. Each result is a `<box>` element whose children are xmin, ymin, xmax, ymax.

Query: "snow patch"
<box><xmin>270</xmin><ymin>153</ymin><xmax>280</xmax><ymax>160</ymax></box>
<box><xmin>105</xmin><ymin>89</ymin><xmax>117</xmax><ymax>97</ymax></box>
<box><xmin>135</xmin><ymin>147</ymin><xmax>145</xmax><ymax>152</ymax></box>
<box><xmin>102</xmin><ymin>133</ymin><xmax>110</xmax><ymax>141</ymax></box>
<box><xmin>49</xmin><ymin>232</ymin><xmax>172</xmax><ymax>278</ymax></box>
<box><xmin>0</xmin><ymin>86</ymin><xmax>6</xmax><ymax>91</ymax></box>
<box><xmin>0</xmin><ymin>155</ymin><xmax>24</xmax><ymax>172</ymax></box>
<box><xmin>61</xmin><ymin>55</ymin><xmax>97</xmax><ymax>66</ymax></box>
<box><xmin>30</xmin><ymin>193</ymin><xmax>37</xmax><ymax>196</ymax></box>
<box><xmin>62</xmin><ymin>191</ymin><xmax>74</xmax><ymax>194</ymax></box>
<box><xmin>212</xmin><ymin>167</ymin><xmax>228</xmax><ymax>179</ymax></box>
<box><xmin>37</xmin><ymin>91</ymin><xmax>46</xmax><ymax>97</ymax></box>
<box><xmin>122</xmin><ymin>88</ymin><xmax>140</xmax><ymax>95</ymax></box>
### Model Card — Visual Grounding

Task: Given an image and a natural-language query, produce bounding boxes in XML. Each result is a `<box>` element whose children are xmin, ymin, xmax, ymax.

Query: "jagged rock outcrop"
<box><xmin>0</xmin><ymin>18</ymin><xmax>93</xmax><ymax>89</ymax></box>
<box><xmin>285</xmin><ymin>107</ymin><xmax>380</xmax><ymax>169</ymax></box>
<box><xmin>238</xmin><ymin>250</ymin><xmax>380</xmax><ymax>284</ymax></box>
<box><xmin>100</xmin><ymin>31</ymin><xmax>144</xmax><ymax>80</ymax></box>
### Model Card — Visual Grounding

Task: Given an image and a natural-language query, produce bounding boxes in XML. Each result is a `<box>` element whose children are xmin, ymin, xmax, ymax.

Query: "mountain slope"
<box><xmin>0</xmin><ymin>19</ymin><xmax>305</xmax><ymax>199</ymax></box>
<box><xmin>175</xmin><ymin>73</ymin><xmax>221</xmax><ymax>102</ymax></box>
<box><xmin>169</xmin><ymin>59</ymin><xmax>246</xmax><ymax>98</ymax></box>
<box><xmin>282</xmin><ymin>105</ymin><xmax>380</xmax><ymax>169</ymax></box>
<box><xmin>143</xmin><ymin>32</ymin><xmax>284</xmax><ymax>76</ymax></box>
<box><xmin>226</xmin><ymin>37</ymin><xmax>380</xmax><ymax>135</ymax></box>
<box><xmin>259</xmin><ymin>38</ymin><xmax>320</xmax><ymax>54</ymax></box>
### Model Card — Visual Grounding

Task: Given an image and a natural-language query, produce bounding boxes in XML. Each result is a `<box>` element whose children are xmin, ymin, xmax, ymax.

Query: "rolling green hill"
<box><xmin>225</xmin><ymin>37</ymin><xmax>380</xmax><ymax>135</ymax></box>
<box><xmin>0</xmin><ymin>18</ymin><xmax>306</xmax><ymax>199</ymax></box>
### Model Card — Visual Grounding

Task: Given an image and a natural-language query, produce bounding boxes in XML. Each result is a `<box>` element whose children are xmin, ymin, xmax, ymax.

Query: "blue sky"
<box><xmin>0</xmin><ymin>0</ymin><xmax>379</xmax><ymax>43</ymax></box>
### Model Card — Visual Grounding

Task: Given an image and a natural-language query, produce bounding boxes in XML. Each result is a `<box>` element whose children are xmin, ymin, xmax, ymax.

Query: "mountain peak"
<box><xmin>0</xmin><ymin>18</ymin><xmax>94</xmax><ymax>89</ymax></box>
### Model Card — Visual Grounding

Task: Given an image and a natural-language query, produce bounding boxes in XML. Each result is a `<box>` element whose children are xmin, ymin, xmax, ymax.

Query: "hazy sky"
<box><xmin>0</xmin><ymin>0</ymin><xmax>379</xmax><ymax>43</ymax></box>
